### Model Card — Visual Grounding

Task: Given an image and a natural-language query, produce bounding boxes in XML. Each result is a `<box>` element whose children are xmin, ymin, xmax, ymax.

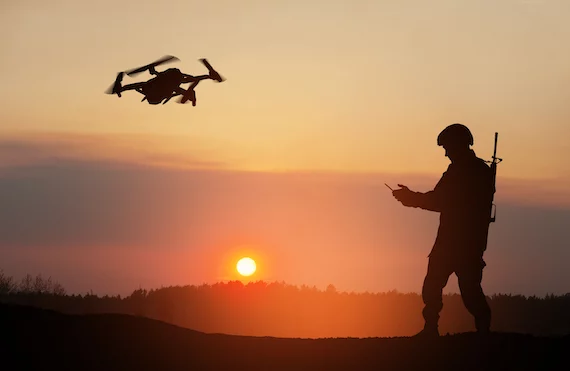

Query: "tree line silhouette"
<box><xmin>1</xmin><ymin>270</ymin><xmax>569</xmax><ymax>338</ymax></box>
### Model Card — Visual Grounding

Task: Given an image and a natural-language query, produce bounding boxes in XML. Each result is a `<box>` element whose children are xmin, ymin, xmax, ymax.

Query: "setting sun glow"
<box><xmin>236</xmin><ymin>257</ymin><xmax>256</xmax><ymax>277</ymax></box>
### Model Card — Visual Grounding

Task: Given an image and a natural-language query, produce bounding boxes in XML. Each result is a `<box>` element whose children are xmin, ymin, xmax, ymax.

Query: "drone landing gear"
<box><xmin>179</xmin><ymin>88</ymin><xmax>197</xmax><ymax>106</ymax></box>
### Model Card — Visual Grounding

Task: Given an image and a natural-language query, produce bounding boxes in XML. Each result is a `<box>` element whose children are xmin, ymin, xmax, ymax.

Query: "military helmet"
<box><xmin>437</xmin><ymin>123</ymin><xmax>473</xmax><ymax>147</ymax></box>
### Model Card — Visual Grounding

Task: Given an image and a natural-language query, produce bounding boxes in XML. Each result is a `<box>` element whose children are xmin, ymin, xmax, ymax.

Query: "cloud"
<box><xmin>0</xmin><ymin>134</ymin><xmax>569</xmax><ymax>296</ymax></box>
<box><xmin>0</xmin><ymin>132</ymin><xmax>230</xmax><ymax>251</ymax></box>
<box><xmin>0</xmin><ymin>132</ymin><xmax>226</xmax><ymax>170</ymax></box>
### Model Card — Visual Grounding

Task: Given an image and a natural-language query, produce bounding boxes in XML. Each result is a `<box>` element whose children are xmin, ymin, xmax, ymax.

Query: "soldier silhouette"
<box><xmin>392</xmin><ymin>123</ymin><xmax>493</xmax><ymax>337</ymax></box>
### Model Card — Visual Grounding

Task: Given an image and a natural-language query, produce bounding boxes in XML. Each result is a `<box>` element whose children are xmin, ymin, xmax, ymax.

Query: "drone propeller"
<box><xmin>104</xmin><ymin>72</ymin><xmax>124</xmax><ymax>96</ymax></box>
<box><xmin>200</xmin><ymin>58</ymin><xmax>225</xmax><ymax>82</ymax></box>
<box><xmin>125</xmin><ymin>55</ymin><xmax>180</xmax><ymax>77</ymax></box>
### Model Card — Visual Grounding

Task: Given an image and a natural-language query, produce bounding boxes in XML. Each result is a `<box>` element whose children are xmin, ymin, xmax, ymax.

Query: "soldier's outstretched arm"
<box><xmin>412</xmin><ymin>171</ymin><xmax>450</xmax><ymax>211</ymax></box>
<box><xmin>393</xmin><ymin>174</ymin><xmax>448</xmax><ymax>211</ymax></box>
<box><xmin>410</xmin><ymin>190</ymin><xmax>444</xmax><ymax>212</ymax></box>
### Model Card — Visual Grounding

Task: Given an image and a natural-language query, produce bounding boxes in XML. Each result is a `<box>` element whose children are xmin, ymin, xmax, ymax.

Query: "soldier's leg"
<box><xmin>456</xmin><ymin>260</ymin><xmax>491</xmax><ymax>333</ymax></box>
<box><xmin>421</xmin><ymin>256</ymin><xmax>454</xmax><ymax>331</ymax></box>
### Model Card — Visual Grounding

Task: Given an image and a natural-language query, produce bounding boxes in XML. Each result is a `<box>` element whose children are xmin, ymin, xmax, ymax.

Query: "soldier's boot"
<box><xmin>475</xmin><ymin>317</ymin><xmax>491</xmax><ymax>335</ymax></box>
<box><xmin>412</xmin><ymin>323</ymin><xmax>440</xmax><ymax>338</ymax></box>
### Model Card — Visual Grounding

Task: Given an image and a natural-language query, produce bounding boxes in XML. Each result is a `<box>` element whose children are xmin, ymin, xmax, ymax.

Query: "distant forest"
<box><xmin>1</xmin><ymin>270</ymin><xmax>569</xmax><ymax>338</ymax></box>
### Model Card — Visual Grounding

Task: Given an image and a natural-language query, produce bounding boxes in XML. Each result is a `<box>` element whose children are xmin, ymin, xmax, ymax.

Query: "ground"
<box><xmin>1</xmin><ymin>303</ymin><xmax>567</xmax><ymax>371</ymax></box>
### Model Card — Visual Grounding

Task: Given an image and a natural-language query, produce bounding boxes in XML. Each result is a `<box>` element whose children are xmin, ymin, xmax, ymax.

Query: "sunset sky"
<box><xmin>1</xmin><ymin>0</ymin><xmax>569</xmax><ymax>296</ymax></box>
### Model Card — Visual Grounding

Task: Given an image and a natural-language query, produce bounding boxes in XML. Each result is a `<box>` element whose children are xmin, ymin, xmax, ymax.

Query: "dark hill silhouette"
<box><xmin>1</xmin><ymin>303</ymin><xmax>567</xmax><ymax>371</ymax></box>
<box><xmin>3</xmin><ymin>280</ymin><xmax>570</xmax><ymax>338</ymax></box>
<box><xmin>3</xmin><ymin>272</ymin><xmax>570</xmax><ymax>338</ymax></box>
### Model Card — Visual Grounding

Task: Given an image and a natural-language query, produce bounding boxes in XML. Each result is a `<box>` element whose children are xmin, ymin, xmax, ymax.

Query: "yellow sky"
<box><xmin>1</xmin><ymin>0</ymin><xmax>569</xmax><ymax>178</ymax></box>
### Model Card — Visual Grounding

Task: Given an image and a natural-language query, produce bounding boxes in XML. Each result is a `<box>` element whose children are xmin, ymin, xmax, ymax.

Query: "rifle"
<box><xmin>488</xmin><ymin>132</ymin><xmax>503</xmax><ymax>223</ymax></box>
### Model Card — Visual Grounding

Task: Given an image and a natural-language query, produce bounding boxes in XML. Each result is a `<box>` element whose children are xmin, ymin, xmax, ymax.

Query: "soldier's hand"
<box><xmin>396</xmin><ymin>184</ymin><xmax>410</xmax><ymax>192</ymax></box>
<box><xmin>392</xmin><ymin>184</ymin><xmax>416</xmax><ymax>207</ymax></box>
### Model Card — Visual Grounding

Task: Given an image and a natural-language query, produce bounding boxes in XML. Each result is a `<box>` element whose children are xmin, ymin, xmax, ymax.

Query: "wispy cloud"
<box><xmin>0</xmin><ymin>132</ymin><xmax>227</xmax><ymax>170</ymax></box>
<box><xmin>0</xmin><ymin>134</ymin><xmax>569</xmax><ymax>296</ymax></box>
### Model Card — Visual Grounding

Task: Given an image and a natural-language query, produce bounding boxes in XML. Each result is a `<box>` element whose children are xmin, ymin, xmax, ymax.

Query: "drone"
<box><xmin>105</xmin><ymin>55</ymin><xmax>225</xmax><ymax>106</ymax></box>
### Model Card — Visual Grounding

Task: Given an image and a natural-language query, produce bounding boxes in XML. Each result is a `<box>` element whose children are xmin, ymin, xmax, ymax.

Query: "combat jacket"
<box><xmin>410</xmin><ymin>150</ymin><xmax>494</xmax><ymax>261</ymax></box>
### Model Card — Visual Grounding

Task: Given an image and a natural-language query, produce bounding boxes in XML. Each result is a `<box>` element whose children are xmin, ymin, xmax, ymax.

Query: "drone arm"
<box><xmin>188</xmin><ymin>80</ymin><xmax>201</xmax><ymax>90</ymax></box>
<box><xmin>181</xmin><ymin>74</ymin><xmax>210</xmax><ymax>83</ymax></box>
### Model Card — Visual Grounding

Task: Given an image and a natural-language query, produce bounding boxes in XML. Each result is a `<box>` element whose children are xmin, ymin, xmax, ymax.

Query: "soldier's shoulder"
<box><xmin>474</xmin><ymin>156</ymin><xmax>492</xmax><ymax>173</ymax></box>
<box><xmin>475</xmin><ymin>156</ymin><xmax>489</xmax><ymax>166</ymax></box>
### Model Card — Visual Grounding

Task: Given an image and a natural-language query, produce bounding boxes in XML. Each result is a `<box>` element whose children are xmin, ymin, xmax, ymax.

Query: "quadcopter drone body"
<box><xmin>106</xmin><ymin>56</ymin><xmax>224</xmax><ymax>106</ymax></box>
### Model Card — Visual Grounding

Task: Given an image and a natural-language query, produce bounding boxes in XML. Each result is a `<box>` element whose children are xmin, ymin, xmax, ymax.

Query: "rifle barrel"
<box><xmin>493</xmin><ymin>132</ymin><xmax>498</xmax><ymax>159</ymax></box>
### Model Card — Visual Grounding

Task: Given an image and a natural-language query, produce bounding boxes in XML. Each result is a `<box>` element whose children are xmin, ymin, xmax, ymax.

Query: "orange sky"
<box><xmin>1</xmin><ymin>1</ymin><xmax>569</xmax><ymax>296</ymax></box>
<box><xmin>2</xmin><ymin>1</ymin><xmax>570</xmax><ymax>177</ymax></box>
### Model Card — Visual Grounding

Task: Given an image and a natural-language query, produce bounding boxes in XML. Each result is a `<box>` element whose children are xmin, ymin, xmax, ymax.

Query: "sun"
<box><xmin>236</xmin><ymin>257</ymin><xmax>256</xmax><ymax>277</ymax></box>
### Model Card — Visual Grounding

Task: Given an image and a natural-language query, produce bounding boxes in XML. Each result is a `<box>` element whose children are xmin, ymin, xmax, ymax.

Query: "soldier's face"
<box><xmin>443</xmin><ymin>144</ymin><xmax>467</xmax><ymax>162</ymax></box>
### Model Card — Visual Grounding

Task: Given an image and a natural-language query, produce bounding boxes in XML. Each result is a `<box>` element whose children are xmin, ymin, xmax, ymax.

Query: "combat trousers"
<box><xmin>421</xmin><ymin>254</ymin><xmax>491</xmax><ymax>332</ymax></box>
